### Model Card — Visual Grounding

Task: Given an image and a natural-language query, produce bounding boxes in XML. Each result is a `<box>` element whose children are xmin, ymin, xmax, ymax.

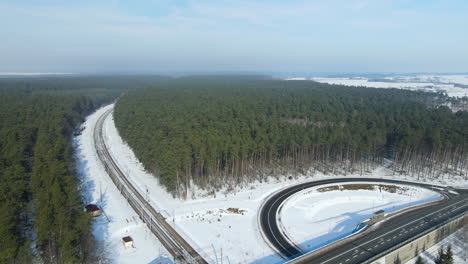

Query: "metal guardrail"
<box><xmin>94</xmin><ymin>108</ymin><xmax>208</xmax><ymax>264</ymax></box>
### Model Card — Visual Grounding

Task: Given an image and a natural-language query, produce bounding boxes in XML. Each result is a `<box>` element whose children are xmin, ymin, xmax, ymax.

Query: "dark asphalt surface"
<box><xmin>259</xmin><ymin>178</ymin><xmax>468</xmax><ymax>264</ymax></box>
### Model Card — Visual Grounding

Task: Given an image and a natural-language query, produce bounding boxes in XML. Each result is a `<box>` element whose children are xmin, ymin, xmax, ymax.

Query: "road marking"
<box><xmin>321</xmin><ymin>198</ymin><xmax>468</xmax><ymax>264</ymax></box>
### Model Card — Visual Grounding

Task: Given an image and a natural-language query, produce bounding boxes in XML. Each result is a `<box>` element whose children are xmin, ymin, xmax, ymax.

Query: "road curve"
<box><xmin>259</xmin><ymin>178</ymin><xmax>468</xmax><ymax>263</ymax></box>
<box><xmin>94</xmin><ymin>107</ymin><xmax>208</xmax><ymax>264</ymax></box>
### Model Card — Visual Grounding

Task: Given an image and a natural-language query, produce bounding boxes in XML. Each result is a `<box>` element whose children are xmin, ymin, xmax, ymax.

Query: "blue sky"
<box><xmin>0</xmin><ymin>0</ymin><xmax>467</xmax><ymax>73</ymax></box>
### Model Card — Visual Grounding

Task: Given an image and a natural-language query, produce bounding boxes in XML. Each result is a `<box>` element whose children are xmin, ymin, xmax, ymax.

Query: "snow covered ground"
<box><xmin>406</xmin><ymin>228</ymin><xmax>467</xmax><ymax>264</ymax></box>
<box><xmin>76</xmin><ymin>103</ymin><xmax>468</xmax><ymax>264</ymax></box>
<box><xmin>74</xmin><ymin>105</ymin><xmax>172</xmax><ymax>264</ymax></box>
<box><xmin>285</xmin><ymin>74</ymin><xmax>468</xmax><ymax>98</ymax></box>
<box><xmin>279</xmin><ymin>183</ymin><xmax>441</xmax><ymax>252</ymax></box>
<box><xmin>101</xmin><ymin>108</ymin><xmax>283</xmax><ymax>264</ymax></box>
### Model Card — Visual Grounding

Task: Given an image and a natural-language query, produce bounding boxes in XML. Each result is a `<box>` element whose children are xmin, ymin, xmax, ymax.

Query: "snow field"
<box><xmin>278</xmin><ymin>183</ymin><xmax>442</xmax><ymax>253</ymax></box>
<box><xmin>77</xmin><ymin>103</ymin><xmax>468</xmax><ymax>264</ymax></box>
<box><xmin>74</xmin><ymin>105</ymin><xmax>172</xmax><ymax>264</ymax></box>
<box><xmin>307</xmin><ymin>74</ymin><xmax>468</xmax><ymax>98</ymax></box>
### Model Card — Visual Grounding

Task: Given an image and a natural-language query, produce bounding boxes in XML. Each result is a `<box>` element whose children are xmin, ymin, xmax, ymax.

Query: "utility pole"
<box><xmin>99</xmin><ymin>182</ymin><xmax>102</xmax><ymax>205</ymax></box>
<box><xmin>464</xmin><ymin>224</ymin><xmax>467</xmax><ymax>262</ymax></box>
<box><xmin>211</xmin><ymin>244</ymin><xmax>219</xmax><ymax>264</ymax></box>
<box><xmin>146</xmin><ymin>185</ymin><xmax>149</xmax><ymax>201</ymax></box>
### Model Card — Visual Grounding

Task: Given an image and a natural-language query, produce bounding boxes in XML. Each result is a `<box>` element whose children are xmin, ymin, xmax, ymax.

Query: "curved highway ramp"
<box><xmin>260</xmin><ymin>178</ymin><xmax>468</xmax><ymax>264</ymax></box>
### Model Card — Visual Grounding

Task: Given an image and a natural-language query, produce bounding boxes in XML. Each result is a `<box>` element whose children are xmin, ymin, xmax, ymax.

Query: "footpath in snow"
<box><xmin>76</xmin><ymin>103</ymin><xmax>468</xmax><ymax>264</ymax></box>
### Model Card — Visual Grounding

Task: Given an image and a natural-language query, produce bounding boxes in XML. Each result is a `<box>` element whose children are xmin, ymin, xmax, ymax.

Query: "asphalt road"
<box><xmin>259</xmin><ymin>178</ymin><xmax>468</xmax><ymax>264</ymax></box>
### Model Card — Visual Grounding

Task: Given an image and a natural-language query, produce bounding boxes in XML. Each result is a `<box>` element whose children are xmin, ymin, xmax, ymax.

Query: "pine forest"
<box><xmin>114</xmin><ymin>77</ymin><xmax>468</xmax><ymax>197</ymax></box>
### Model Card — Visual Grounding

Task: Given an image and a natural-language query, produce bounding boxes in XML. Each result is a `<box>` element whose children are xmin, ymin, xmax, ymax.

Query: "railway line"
<box><xmin>94</xmin><ymin>106</ymin><xmax>467</xmax><ymax>264</ymax></box>
<box><xmin>94</xmin><ymin>108</ymin><xmax>208</xmax><ymax>264</ymax></box>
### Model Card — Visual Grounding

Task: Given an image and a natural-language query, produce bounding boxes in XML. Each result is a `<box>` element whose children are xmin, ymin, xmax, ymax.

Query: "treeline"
<box><xmin>114</xmin><ymin>77</ymin><xmax>468</xmax><ymax>196</ymax></box>
<box><xmin>0</xmin><ymin>76</ymin><xmax>167</xmax><ymax>263</ymax></box>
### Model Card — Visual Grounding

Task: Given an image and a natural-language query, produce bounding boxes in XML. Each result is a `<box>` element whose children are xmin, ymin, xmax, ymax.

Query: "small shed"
<box><xmin>370</xmin><ymin>210</ymin><xmax>385</xmax><ymax>224</ymax></box>
<box><xmin>122</xmin><ymin>236</ymin><xmax>133</xmax><ymax>249</ymax></box>
<box><xmin>374</xmin><ymin>209</ymin><xmax>385</xmax><ymax>216</ymax></box>
<box><xmin>85</xmin><ymin>204</ymin><xmax>101</xmax><ymax>217</ymax></box>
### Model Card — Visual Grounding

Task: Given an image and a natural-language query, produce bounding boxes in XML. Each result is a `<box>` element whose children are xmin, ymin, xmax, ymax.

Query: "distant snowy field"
<box><xmin>286</xmin><ymin>74</ymin><xmax>468</xmax><ymax>98</ymax></box>
<box><xmin>76</xmin><ymin>104</ymin><xmax>468</xmax><ymax>264</ymax></box>
<box><xmin>279</xmin><ymin>183</ymin><xmax>441</xmax><ymax>253</ymax></box>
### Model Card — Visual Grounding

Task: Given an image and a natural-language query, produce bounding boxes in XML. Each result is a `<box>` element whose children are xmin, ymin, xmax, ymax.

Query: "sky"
<box><xmin>0</xmin><ymin>0</ymin><xmax>467</xmax><ymax>74</ymax></box>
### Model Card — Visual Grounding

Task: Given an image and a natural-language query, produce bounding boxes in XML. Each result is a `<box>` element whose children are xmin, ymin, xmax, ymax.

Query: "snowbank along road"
<box><xmin>259</xmin><ymin>178</ymin><xmax>468</xmax><ymax>264</ymax></box>
<box><xmin>94</xmin><ymin>108</ymin><xmax>208</xmax><ymax>264</ymax></box>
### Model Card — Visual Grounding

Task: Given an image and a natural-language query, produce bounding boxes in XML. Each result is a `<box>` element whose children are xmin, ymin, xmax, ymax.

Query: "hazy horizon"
<box><xmin>1</xmin><ymin>0</ymin><xmax>467</xmax><ymax>73</ymax></box>
<box><xmin>1</xmin><ymin>71</ymin><xmax>468</xmax><ymax>78</ymax></box>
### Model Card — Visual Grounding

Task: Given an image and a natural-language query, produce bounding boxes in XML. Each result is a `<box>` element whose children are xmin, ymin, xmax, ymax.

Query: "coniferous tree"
<box><xmin>114</xmin><ymin>77</ymin><xmax>468</xmax><ymax>195</ymax></box>
<box><xmin>444</xmin><ymin>245</ymin><xmax>454</xmax><ymax>264</ymax></box>
<box><xmin>435</xmin><ymin>247</ymin><xmax>445</xmax><ymax>264</ymax></box>
<box><xmin>415</xmin><ymin>256</ymin><xmax>424</xmax><ymax>264</ymax></box>
<box><xmin>0</xmin><ymin>76</ymin><xmax>161</xmax><ymax>262</ymax></box>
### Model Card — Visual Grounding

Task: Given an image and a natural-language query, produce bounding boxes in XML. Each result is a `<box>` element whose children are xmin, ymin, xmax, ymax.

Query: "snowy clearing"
<box><xmin>285</xmin><ymin>74</ymin><xmax>468</xmax><ymax>98</ymax></box>
<box><xmin>278</xmin><ymin>183</ymin><xmax>441</xmax><ymax>252</ymax></box>
<box><xmin>76</xmin><ymin>104</ymin><xmax>468</xmax><ymax>264</ymax></box>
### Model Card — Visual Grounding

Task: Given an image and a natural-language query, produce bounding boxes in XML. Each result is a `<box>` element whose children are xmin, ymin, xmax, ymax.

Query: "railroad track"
<box><xmin>94</xmin><ymin>108</ymin><xmax>208</xmax><ymax>264</ymax></box>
